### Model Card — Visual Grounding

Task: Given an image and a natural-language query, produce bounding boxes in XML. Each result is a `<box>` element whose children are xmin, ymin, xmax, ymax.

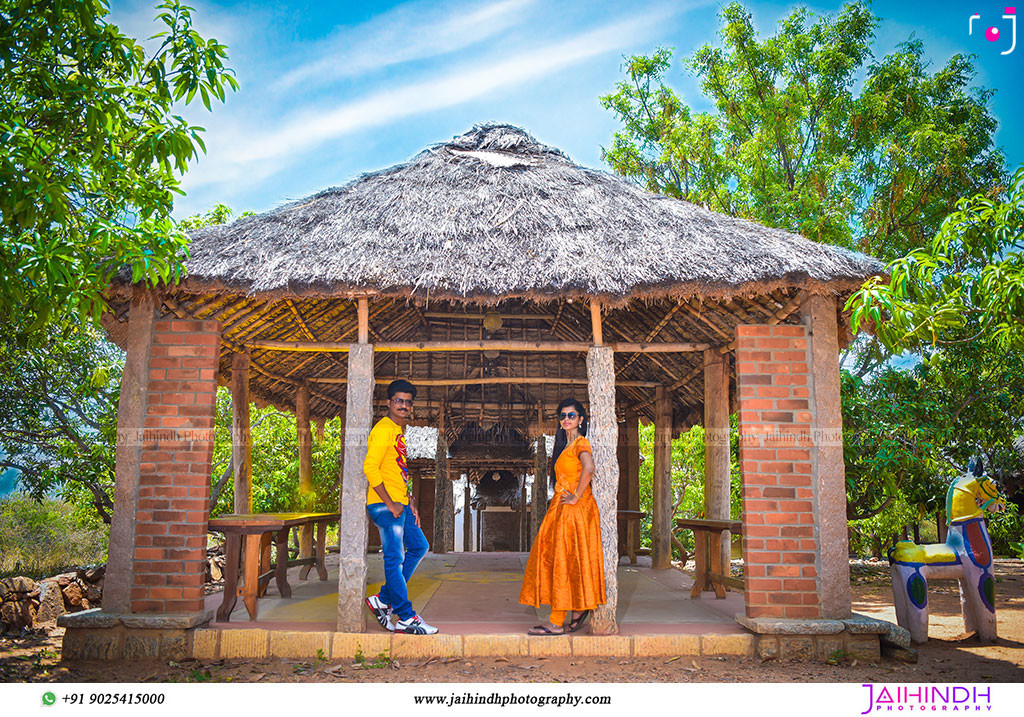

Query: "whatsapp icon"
<box><xmin>42</xmin><ymin>692</ymin><xmax>56</xmax><ymax>706</ymax></box>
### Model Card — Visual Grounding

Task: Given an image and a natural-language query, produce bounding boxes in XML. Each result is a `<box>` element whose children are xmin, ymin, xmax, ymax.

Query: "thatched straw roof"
<box><xmin>174</xmin><ymin>123</ymin><xmax>882</xmax><ymax>304</ymax></box>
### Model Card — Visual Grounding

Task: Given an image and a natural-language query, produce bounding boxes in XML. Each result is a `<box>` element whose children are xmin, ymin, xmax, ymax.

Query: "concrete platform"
<box><xmin>204</xmin><ymin>551</ymin><xmax>747</xmax><ymax>636</ymax></box>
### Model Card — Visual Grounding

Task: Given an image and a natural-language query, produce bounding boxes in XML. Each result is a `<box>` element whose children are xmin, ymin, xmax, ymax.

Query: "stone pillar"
<box><xmin>736</xmin><ymin>323</ymin><xmax>822</xmax><ymax>619</ymax></box>
<box><xmin>231</xmin><ymin>351</ymin><xmax>252</xmax><ymax>515</ymax></box>
<box><xmin>801</xmin><ymin>294</ymin><xmax>852</xmax><ymax>619</ymax></box>
<box><xmin>587</xmin><ymin>345</ymin><xmax>619</xmax><ymax>635</ymax></box>
<box><xmin>433</xmin><ymin>428</ymin><xmax>453</xmax><ymax>554</ymax></box>
<box><xmin>336</xmin><ymin>343</ymin><xmax>373</xmax><ymax>632</ymax></box>
<box><xmin>296</xmin><ymin>382</ymin><xmax>313</xmax><ymax>562</ymax></box>
<box><xmin>651</xmin><ymin>386</ymin><xmax>673</xmax><ymax>570</ymax></box>
<box><xmin>105</xmin><ymin>290</ymin><xmax>158</xmax><ymax>613</ymax></box>
<box><xmin>132</xmin><ymin>317</ymin><xmax>221</xmax><ymax>614</ymax></box>
<box><xmin>531</xmin><ymin>437</ymin><xmax>548</xmax><ymax>540</ymax></box>
<box><xmin>704</xmin><ymin>349</ymin><xmax>732</xmax><ymax>579</ymax></box>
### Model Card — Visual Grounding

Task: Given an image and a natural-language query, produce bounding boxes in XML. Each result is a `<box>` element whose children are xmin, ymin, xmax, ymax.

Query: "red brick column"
<box><xmin>132</xmin><ymin>319</ymin><xmax>221</xmax><ymax>614</ymax></box>
<box><xmin>735</xmin><ymin>324</ymin><xmax>821</xmax><ymax>619</ymax></box>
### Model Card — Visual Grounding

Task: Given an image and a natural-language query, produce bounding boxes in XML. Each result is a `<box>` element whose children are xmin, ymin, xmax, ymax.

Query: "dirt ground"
<box><xmin>2</xmin><ymin>559</ymin><xmax>1022</xmax><ymax>684</ymax></box>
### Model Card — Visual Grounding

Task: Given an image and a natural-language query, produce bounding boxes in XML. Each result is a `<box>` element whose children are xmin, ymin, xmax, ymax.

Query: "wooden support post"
<box><xmin>296</xmin><ymin>381</ymin><xmax>314</xmax><ymax>575</ymax></box>
<box><xmin>587</xmin><ymin>345</ymin><xmax>619</xmax><ymax>635</ymax></box>
<box><xmin>519</xmin><ymin>476</ymin><xmax>528</xmax><ymax>551</ymax></box>
<box><xmin>463</xmin><ymin>477</ymin><xmax>472</xmax><ymax>552</ymax></box>
<box><xmin>590</xmin><ymin>300</ymin><xmax>603</xmax><ymax>346</ymax></box>
<box><xmin>531</xmin><ymin>435</ymin><xmax>548</xmax><ymax>541</ymax></box>
<box><xmin>232</xmin><ymin>351</ymin><xmax>252</xmax><ymax>515</ymax></box>
<box><xmin>357</xmin><ymin>297</ymin><xmax>369</xmax><ymax>344</ymax></box>
<box><xmin>652</xmin><ymin>386</ymin><xmax>672</xmax><ymax>569</ymax></box>
<box><xmin>433</xmin><ymin>405</ymin><xmax>453</xmax><ymax>553</ymax></box>
<box><xmin>336</xmin><ymin>343</ymin><xmax>373</xmax><ymax>632</ymax></box>
<box><xmin>703</xmin><ymin>349</ymin><xmax>731</xmax><ymax>583</ymax></box>
<box><xmin>105</xmin><ymin>290</ymin><xmax>158</xmax><ymax>613</ymax></box>
<box><xmin>625</xmin><ymin>413</ymin><xmax>641</xmax><ymax>557</ymax></box>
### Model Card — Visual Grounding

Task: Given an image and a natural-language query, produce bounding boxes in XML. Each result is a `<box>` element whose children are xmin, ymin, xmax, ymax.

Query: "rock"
<box><xmin>208</xmin><ymin>558</ymin><xmax>223</xmax><ymax>582</ymax></box>
<box><xmin>62</xmin><ymin>582</ymin><xmax>84</xmax><ymax>608</ymax></box>
<box><xmin>882</xmin><ymin>644</ymin><xmax>918</xmax><ymax>663</ymax></box>
<box><xmin>879</xmin><ymin>621</ymin><xmax>912</xmax><ymax>649</ymax></box>
<box><xmin>80</xmin><ymin>598</ymin><xmax>91</xmax><ymax>610</ymax></box>
<box><xmin>85</xmin><ymin>583</ymin><xmax>102</xmax><ymax>603</ymax></box>
<box><xmin>1</xmin><ymin>599</ymin><xmax>37</xmax><ymax>630</ymax></box>
<box><xmin>6</xmin><ymin>576</ymin><xmax>37</xmax><ymax>594</ymax></box>
<box><xmin>83</xmin><ymin>565</ymin><xmax>106</xmax><ymax>583</ymax></box>
<box><xmin>55</xmin><ymin>572</ymin><xmax>77</xmax><ymax>588</ymax></box>
<box><xmin>35</xmin><ymin>581</ymin><xmax>66</xmax><ymax>625</ymax></box>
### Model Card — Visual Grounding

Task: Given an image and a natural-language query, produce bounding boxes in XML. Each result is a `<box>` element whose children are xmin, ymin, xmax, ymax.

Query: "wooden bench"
<box><xmin>208</xmin><ymin>512</ymin><xmax>340</xmax><ymax>622</ymax></box>
<box><xmin>674</xmin><ymin>518</ymin><xmax>743</xmax><ymax>599</ymax></box>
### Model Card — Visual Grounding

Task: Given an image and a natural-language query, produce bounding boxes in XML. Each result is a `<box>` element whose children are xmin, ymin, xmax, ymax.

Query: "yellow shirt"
<box><xmin>364</xmin><ymin>416</ymin><xmax>410</xmax><ymax>506</ymax></box>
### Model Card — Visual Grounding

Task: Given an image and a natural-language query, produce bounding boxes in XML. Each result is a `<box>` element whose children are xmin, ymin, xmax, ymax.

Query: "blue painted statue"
<box><xmin>889</xmin><ymin>458</ymin><xmax>1005</xmax><ymax>643</ymax></box>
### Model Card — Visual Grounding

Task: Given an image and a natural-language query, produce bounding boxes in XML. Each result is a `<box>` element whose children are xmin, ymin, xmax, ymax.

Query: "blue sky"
<box><xmin>107</xmin><ymin>0</ymin><xmax>1024</xmax><ymax>219</ymax></box>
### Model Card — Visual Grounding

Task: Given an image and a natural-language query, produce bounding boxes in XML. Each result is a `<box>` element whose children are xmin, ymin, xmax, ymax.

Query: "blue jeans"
<box><xmin>366</xmin><ymin>503</ymin><xmax>429</xmax><ymax>620</ymax></box>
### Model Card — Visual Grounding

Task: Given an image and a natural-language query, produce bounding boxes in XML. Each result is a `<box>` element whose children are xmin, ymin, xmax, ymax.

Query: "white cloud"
<box><xmin>273</xmin><ymin>0</ymin><xmax>536</xmax><ymax>92</ymax></box>
<box><xmin>184</xmin><ymin>8</ymin><xmax>674</xmax><ymax>192</ymax></box>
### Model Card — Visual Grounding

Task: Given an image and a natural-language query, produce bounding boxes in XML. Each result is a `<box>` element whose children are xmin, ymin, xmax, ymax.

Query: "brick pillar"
<box><xmin>133</xmin><ymin>318</ymin><xmax>221</xmax><ymax>614</ymax></box>
<box><xmin>736</xmin><ymin>324</ymin><xmax>820</xmax><ymax>619</ymax></box>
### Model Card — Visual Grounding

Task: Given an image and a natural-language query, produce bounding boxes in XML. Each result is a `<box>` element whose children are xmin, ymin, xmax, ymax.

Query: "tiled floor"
<box><xmin>205</xmin><ymin>552</ymin><xmax>747</xmax><ymax>635</ymax></box>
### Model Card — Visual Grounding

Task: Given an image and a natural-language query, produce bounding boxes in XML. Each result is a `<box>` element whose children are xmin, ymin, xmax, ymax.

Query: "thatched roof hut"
<box><xmin>170</xmin><ymin>123</ymin><xmax>879</xmax><ymax>303</ymax></box>
<box><xmin>105</xmin><ymin>123</ymin><xmax>882</xmax><ymax>434</ymax></box>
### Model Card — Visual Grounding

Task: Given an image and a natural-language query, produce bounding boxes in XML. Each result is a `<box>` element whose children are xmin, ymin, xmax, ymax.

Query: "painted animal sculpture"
<box><xmin>889</xmin><ymin>459</ymin><xmax>1005</xmax><ymax>644</ymax></box>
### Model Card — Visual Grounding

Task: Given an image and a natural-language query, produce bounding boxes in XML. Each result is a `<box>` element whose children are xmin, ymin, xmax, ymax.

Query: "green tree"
<box><xmin>600</xmin><ymin>2</ymin><xmax>1004</xmax><ymax>259</ymax></box>
<box><xmin>849</xmin><ymin>166</ymin><xmax>1024</xmax><ymax>352</ymax></box>
<box><xmin>0</xmin><ymin>322</ymin><xmax>123</xmax><ymax>522</ymax></box>
<box><xmin>0</xmin><ymin>0</ymin><xmax>238</xmax><ymax>337</ymax></box>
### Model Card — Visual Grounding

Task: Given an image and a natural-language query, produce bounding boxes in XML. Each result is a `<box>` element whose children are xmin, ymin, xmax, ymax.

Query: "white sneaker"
<box><xmin>394</xmin><ymin>614</ymin><xmax>438</xmax><ymax>635</ymax></box>
<box><xmin>366</xmin><ymin>594</ymin><xmax>393</xmax><ymax>631</ymax></box>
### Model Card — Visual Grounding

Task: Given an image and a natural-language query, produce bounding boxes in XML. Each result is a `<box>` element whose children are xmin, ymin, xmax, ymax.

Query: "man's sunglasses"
<box><xmin>391</xmin><ymin>397</ymin><xmax>414</xmax><ymax>407</ymax></box>
<box><xmin>559</xmin><ymin>411</ymin><xmax>579</xmax><ymax>420</ymax></box>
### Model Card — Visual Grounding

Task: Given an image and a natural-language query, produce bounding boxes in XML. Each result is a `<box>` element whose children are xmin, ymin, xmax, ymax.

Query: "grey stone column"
<box><xmin>704</xmin><ymin>349</ymin><xmax>732</xmax><ymax>576</ymax></box>
<box><xmin>587</xmin><ymin>346</ymin><xmax>620</xmax><ymax>635</ymax></box>
<box><xmin>105</xmin><ymin>290</ymin><xmax>157</xmax><ymax>614</ymax></box>
<box><xmin>801</xmin><ymin>294</ymin><xmax>852</xmax><ymax>618</ymax></box>
<box><xmin>336</xmin><ymin>343</ymin><xmax>374</xmax><ymax>632</ymax></box>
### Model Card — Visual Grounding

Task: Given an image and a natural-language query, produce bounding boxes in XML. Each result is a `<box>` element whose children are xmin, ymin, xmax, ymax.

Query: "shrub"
<box><xmin>0</xmin><ymin>492</ymin><xmax>108</xmax><ymax>578</ymax></box>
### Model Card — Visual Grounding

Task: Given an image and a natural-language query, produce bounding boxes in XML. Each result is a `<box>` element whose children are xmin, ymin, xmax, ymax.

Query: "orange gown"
<box><xmin>519</xmin><ymin>436</ymin><xmax>606</xmax><ymax>612</ymax></box>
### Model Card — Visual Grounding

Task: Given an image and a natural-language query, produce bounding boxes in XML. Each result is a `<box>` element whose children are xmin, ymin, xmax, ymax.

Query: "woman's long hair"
<box><xmin>549</xmin><ymin>398</ymin><xmax>588</xmax><ymax>488</ymax></box>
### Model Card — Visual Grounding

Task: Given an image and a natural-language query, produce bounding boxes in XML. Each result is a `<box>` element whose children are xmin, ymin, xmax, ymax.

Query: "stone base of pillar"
<box><xmin>58</xmin><ymin>608</ymin><xmax>213</xmax><ymax>661</ymax></box>
<box><xmin>735</xmin><ymin>613</ymin><xmax>910</xmax><ymax>662</ymax></box>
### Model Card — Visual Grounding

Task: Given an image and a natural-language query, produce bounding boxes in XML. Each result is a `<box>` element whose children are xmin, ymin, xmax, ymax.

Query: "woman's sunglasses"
<box><xmin>559</xmin><ymin>411</ymin><xmax>579</xmax><ymax>420</ymax></box>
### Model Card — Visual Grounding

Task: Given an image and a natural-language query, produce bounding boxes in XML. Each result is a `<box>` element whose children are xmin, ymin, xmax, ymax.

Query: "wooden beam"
<box><xmin>590</xmin><ymin>300</ymin><xmax>603</xmax><ymax>346</ymax></box>
<box><xmin>246</xmin><ymin>339</ymin><xmax>710</xmax><ymax>353</ymax></box>
<box><xmin>296</xmin><ymin>381</ymin><xmax>314</xmax><ymax>568</ymax></box>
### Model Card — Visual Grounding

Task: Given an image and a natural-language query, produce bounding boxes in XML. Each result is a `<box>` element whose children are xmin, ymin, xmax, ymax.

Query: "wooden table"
<box><xmin>208</xmin><ymin>512</ymin><xmax>339</xmax><ymax>622</ymax></box>
<box><xmin>616</xmin><ymin>510</ymin><xmax>646</xmax><ymax>564</ymax></box>
<box><xmin>675</xmin><ymin>518</ymin><xmax>743</xmax><ymax>599</ymax></box>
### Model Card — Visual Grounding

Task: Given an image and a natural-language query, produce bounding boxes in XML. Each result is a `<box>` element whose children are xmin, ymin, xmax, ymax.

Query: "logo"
<box><xmin>860</xmin><ymin>684</ymin><xmax>993</xmax><ymax>713</ymax></box>
<box><xmin>970</xmin><ymin>8</ymin><xmax>1017</xmax><ymax>54</ymax></box>
<box><xmin>41</xmin><ymin>692</ymin><xmax>56</xmax><ymax>706</ymax></box>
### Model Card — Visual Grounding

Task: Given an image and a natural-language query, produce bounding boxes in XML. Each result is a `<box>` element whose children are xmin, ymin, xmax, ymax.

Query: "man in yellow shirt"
<box><xmin>364</xmin><ymin>380</ymin><xmax>438</xmax><ymax>634</ymax></box>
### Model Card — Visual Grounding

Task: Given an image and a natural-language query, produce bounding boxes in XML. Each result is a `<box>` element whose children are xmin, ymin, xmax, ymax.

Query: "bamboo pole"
<box><xmin>357</xmin><ymin>298</ymin><xmax>369</xmax><ymax>344</ymax></box>
<box><xmin>590</xmin><ymin>300</ymin><xmax>603</xmax><ymax>346</ymax></box>
<box><xmin>296</xmin><ymin>381</ymin><xmax>314</xmax><ymax>571</ymax></box>
<box><xmin>308</xmin><ymin>376</ymin><xmax>660</xmax><ymax>387</ymax></box>
<box><xmin>246</xmin><ymin>339</ymin><xmax>709</xmax><ymax>353</ymax></box>
<box><xmin>651</xmin><ymin>386</ymin><xmax>673</xmax><ymax>570</ymax></box>
<box><xmin>423</xmin><ymin>312</ymin><xmax>556</xmax><ymax>320</ymax></box>
<box><xmin>232</xmin><ymin>351</ymin><xmax>253</xmax><ymax>515</ymax></box>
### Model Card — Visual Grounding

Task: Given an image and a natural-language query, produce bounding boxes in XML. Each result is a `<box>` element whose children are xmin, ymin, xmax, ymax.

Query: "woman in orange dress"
<box><xmin>519</xmin><ymin>398</ymin><xmax>605</xmax><ymax>635</ymax></box>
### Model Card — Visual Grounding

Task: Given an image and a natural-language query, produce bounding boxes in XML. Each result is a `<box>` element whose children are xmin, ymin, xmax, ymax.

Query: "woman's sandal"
<box><xmin>527</xmin><ymin>624</ymin><xmax>565</xmax><ymax>636</ymax></box>
<box><xmin>566</xmin><ymin>610</ymin><xmax>591</xmax><ymax>633</ymax></box>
